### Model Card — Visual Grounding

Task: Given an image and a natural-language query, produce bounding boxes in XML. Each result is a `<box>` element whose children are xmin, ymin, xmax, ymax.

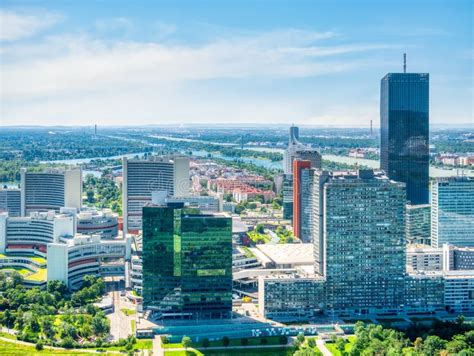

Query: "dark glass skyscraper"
<box><xmin>142</xmin><ymin>205</ymin><xmax>232</xmax><ymax>319</ymax></box>
<box><xmin>380</xmin><ymin>73</ymin><xmax>429</xmax><ymax>205</ymax></box>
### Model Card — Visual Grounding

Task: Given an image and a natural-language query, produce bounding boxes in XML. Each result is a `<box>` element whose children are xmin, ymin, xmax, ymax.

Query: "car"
<box><xmin>120</xmin><ymin>291</ymin><xmax>126</xmax><ymax>297</ymax></box>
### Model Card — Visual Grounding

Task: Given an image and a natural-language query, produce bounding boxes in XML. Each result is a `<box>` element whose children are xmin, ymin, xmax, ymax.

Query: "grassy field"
<box><xmin>24</xmin><ymin>268</ymin><xmax>47</xmax><ymax>282</ymax></box>
<box><xmin>30</xmin><ymin>256</ymin><xmax>47</xmax><ymax>264</ymax></box>
<box><xmin>326</xmin><ymin>336</ymin><xmax>356</xmax><ymax>356</ymax></box>
<box><xmin>165</xmin><ymin>348</ymin><xmax>292</xmax><ymax>356</ymax></box>
<box><xmin>163</xmin><ymin>336</ymin><xmax>287</xmax><ymax>349</ymax></box>
<box><xmin>97</xmin><ymin>338</ymin><xmax>153</xmax><ymax>352</ymax></box>
<box><xmin>0</xmin><ymin>338</ymin><xmax>93</xmax><ymax>355</ymax></box>
<box><xmin>0</xmin><ymin>267</ymin><xmax>31</xmax><ymax>276</ymax></box>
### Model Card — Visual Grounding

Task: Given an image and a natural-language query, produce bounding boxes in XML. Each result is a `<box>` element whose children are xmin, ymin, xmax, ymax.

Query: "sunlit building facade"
<box><xmin>142</xmin><ymin>205</ymin><xmax>232</xmax><ymax>319</ymax></box>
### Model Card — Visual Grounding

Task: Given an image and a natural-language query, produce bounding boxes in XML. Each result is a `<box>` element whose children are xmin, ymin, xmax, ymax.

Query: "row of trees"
<box><xmin>347</xmin><ymin>321</ymin><xmax>474</xmax><ymax>355</ymax></box>
<box><xmin>0</xmin><ymin>273</ymin><xmax>110</xmax><ymax>348</ymax></box>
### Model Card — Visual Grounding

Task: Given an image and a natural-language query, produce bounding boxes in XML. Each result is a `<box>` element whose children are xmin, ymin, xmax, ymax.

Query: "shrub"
<box><xmin>222</xmin><ymin>336</ymin><xmax>230</xmax><ymax>347</ymax></box>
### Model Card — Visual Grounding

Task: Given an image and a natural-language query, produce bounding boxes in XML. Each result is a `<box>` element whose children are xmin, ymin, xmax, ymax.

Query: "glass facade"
<box><xmin>282</xmin><ymin>174</ymin><xmax>293</xmax><ymax>219</ymax></box>
<box><xmin>431</xmin><ymin>177</ymin><xmax>474</xmax><ymax>248</ymax></box>
<box><xmin>380</xmin><ymin>73</ymin><xmax>429</xmax><ymax>205</ymax></box>
<box><xmin>142</xmin><ymin>206</ymin><xmax>232</xmax><ymax>319</ymax></box>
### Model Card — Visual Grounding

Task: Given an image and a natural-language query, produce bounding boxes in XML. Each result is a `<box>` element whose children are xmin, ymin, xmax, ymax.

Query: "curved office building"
<box><xmin>21</xmin><ymin>168</ymin><xmax>82</xmax><ymax>216</ymax></box>
<box><xmin>2</xmin><ymin>211</ymin><xmax>74</xmax><ymax>255</ymax></box>
<box><xmin>77</xmin><ymin>209</ymin><xmax>119</xmax><ymax>238</ymax></box>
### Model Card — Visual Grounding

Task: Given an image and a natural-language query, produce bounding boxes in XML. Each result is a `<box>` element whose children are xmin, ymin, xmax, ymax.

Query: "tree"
<box><xmin>10</xmin><ymin>271</ymin><xmax>23</xmax><ymax>287</ymax></box>
<box><xmin>336</xmin><ymin>337</ymin><xmax>346</xmax><ymax>352</ymax></box>
<box><xmin>255</xmin><ymin>224</ymin><xmax>265</xmax><ymax>234</ymax></box>
<box><xmin>47</xmin><ymin>280</ymin><xmax>68</xmax><ymax>297</ymax></box>
<box><xmin>308</xmin><ymin>338</ymin><xmax>316</xmax><ymax>348</ymax></box>
<box><xmin>86</xmin><ymin>190</ymin><xmax>95</xmax><ymax>203</ymax></box>
<box><xmin>222</xmin><ymin>336</ymin><xmax>230</xmax><ymax>347</ymax></box>
<box><xmin>182</xmin><ymin>336</ymin><xmax>192</xmax><ymax>350</ymax></box>
<box><xmin>414</xmin><ymin>336</ymin><xmax>423</xmax><ymax>350</ymax></box>
<box><xmin>162</xmin><ymin>336</ymin><xmax>170</xmax><ymax>344</ymax></box>
<box><xmin>297</xmin><ymin>332</ymin><xmax>306</xmax><ymax>343</ymax></box>
<box><xmin>35</xmin><ymin>341</ymin><xmax>44</xmax><ymax>351</ymax></box>
<box><xmin>91</xmin><ymin>315</ymin><xmax>110</xmax><ymax>336</ymax></box>
<box><xmin>294</xmin><ymin>349</ymin><xmax>321</xmax><ymax>356</ymax></box>
<box><xmin>423</xmin><ymin>335</ymin><xmax>447</xmax><ymax>356</ymax></box>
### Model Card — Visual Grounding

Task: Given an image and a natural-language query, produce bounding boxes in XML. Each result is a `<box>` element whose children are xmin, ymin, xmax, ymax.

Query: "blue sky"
<box><xmin>0</xmin><ymin>0</ymin><xmax>472</xmax><ymax>127</ymax></box>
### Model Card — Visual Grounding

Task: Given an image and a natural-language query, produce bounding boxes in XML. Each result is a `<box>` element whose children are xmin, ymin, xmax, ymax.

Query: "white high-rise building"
<box><xmin>122</xmin><ymin>156</ymin><xmax>190</xmax><ymax>234</ymax></box>
<box><xmin>431</xmin><ymin>177</ymin><xmax>474</xmax><ymax>248</ymax></box>
<box><xmin>283</xmin><ymin>126</ymin><xmax>321</xmax><ymax>174</ymax></box>
<box><xmin>20</xmin><ymin>168</ymin><xmax>82</xmax><ymax>216</ymax></box>
<box><xmin>0</xmin><ymin>188</ymin><xmax>21</xmax><ymax>217</ymax></box>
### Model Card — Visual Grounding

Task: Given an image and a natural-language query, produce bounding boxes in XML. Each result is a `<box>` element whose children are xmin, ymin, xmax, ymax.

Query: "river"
<box><xmin>39</xmin><ymin>135</ymin><xmax>473</xmax><ymax>178</ymax></box>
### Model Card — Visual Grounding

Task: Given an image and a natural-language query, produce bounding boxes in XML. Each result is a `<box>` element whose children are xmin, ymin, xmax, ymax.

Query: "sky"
<box><xmin>0</xmin><ymin>0</ymin><xmax>472</xmax><ymax>127</ymax></box>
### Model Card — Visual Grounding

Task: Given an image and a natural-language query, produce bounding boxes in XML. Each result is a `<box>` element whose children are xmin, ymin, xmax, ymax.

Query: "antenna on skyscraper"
<box><xmin>403</xmin><ymin>53</ymin><xmax>406</xmax><ymax>73</ymax></box>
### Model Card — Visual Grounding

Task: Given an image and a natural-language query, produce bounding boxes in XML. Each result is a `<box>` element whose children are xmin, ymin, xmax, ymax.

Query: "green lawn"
<box><xmin>326</xmin><ymin>336</ymin><xmax>356</xmax><ymax>356</ymax></box>
<box><xmin>30</xmin><ymin>256</ymin><xmax>47</xmax><ymax>264</ymax></box>
<box><xmin>247</xmin><ymin>231</ymin><xmax>271</xmax><ymax>244</ymax></box>
<box><xmin>0</xmin><ymin>267</ymin><xmax>31</xmax><ymax>276</ymax></box>
<box><xmin>24</xmin><ymin>268</ymin><xmax>47</xmax><ymax>282</ymax></box>
<box><xmin>164</xmin><ymin>336</ymin><xmax>286</xmax><ymax>349</ymax></box>
<box><xmin>165</xmin><ymin>348</ymin><xmax>292</xmax><ymax>356</ymax></box>
<box><xmin>0</xmin><ymin>338</ymin><xmax>93</xmax><ymax>355</ymax></box>
<box><xmin>130</xmin><ymin>319</ymin><xmax>136</xmax><ymax>333</ymax></box>
<box><xmin>120</xmin><ymin>307</ymin><xmax>136</xmax><ymax>316</ymax></box>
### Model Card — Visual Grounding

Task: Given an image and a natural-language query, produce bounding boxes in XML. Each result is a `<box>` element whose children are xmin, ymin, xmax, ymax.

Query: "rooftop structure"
<box><xmin>255</xmin><ymin>243</ymin><xmax>314</xmax><ymax>268</ymax></box>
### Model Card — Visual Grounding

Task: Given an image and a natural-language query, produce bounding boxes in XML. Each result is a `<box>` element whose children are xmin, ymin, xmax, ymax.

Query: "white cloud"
<box><xmin>1</xmin><ymin>30</ymin><xmax>396</xmax><ymax>98</ymax></box>
<box><xmin>0</xmin><ymin>26</ymin><xmax>406</xmax><ymax>126</ymax></box>
<box><xmin>0</xmin><ymin>9</ymin><xmax>63</xmax><ymax>41</ymax></box>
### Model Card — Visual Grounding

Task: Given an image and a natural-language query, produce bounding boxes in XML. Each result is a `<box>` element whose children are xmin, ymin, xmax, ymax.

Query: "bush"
<box><xmin>162</xmin><ymin>336</ymin><xmax>170</xmax><ymax>344</ymax></box>
<box><xmin>260</xmin><ymin>338</ymin><xmax>268</xmax><ymax>345</ymax></box>
<box><xmin>60</xmin><ymin>336</ymin><xmax>75</xmax><ymax>349</ymax></box>
<box><xmin>35</xmin><ymin>341</ymin><xmax>44</xmax><ymax>351</ymax></box>
<box><xmin>241</xmin><ymin>338</ymin><xmax>249</xmax><ymax>346</ymax></box>
<box><xmin>222</xmin><ymin>336</ymin><xmax>230</xmax><ymax>347</ymax></box>
<box><xmin>279</xmin><ymin>336</ymin><xmax>288</xmax><ymax>345</ymax></box>
<box><xmin>202</xmin><ymin>338</ymin><xmax>210</xmax><ymax>347</ymax></box>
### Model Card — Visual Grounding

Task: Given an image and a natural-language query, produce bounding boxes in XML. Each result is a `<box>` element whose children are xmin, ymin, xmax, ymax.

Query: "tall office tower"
<box><xmin>0</xmin><ymin>188</ymin><xmax>21</xmax><ymax>217</ymax></box>
<box><xmin>20</xmin><ymin>168</ymin><xmax>82</xmax><ymax>216</ymax></box>
<box><xmin>380</xmin><ymin>72</ymin><xmax>429</xmax><ymax>205</ymax></box>
<box><xmin>282</xmin><ymin>174</ymin><xmax>293</xmax><ymax>219</ymax></box>
<box><xmin>283</xmin><ymin>126</ymin><xmax>321</xmax><ymax>221</ymax></box>
<box><xmin>283</xmin><ymin>126</ymin><xmax>322</xmax><ymax>174</ymax></box>
<box><xmin>406</xmin><ymin>204</ymin><xmax>431</xmax><ymax>245</ymax></box>
<box><xmin>122</xmin><ymin>156</ymin><xmax>190</xmax><ymax>234</ymax></box>
<box><xmin>142</xmin><ymin>205</ymin><xmax>232</xmax><ymax>319</ymax></box>
<box><xmin>431</xmin><ymin>177</ymin><xmax>474</xmax><ymax>248</ymax></box>
<box><xmin>293</xmin><ymin>160</ymin><xmax>313</xmax><ymax>242</ymax></box>
<box><xmin>313</xmin><ymin>170</ymin><xmax>406</xmax><ymax>313</ymax></box>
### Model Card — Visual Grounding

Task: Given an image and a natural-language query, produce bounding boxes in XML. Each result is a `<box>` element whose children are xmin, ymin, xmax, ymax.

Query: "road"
<box><xmin>107</xmin><ymin>277</ymin><xmax>132</xmax><ymax>341</ymax></box>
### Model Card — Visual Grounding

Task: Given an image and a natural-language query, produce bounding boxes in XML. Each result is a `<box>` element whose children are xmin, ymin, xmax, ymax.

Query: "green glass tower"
<box><xmin>142</xmin><ymin>205</ymin><xmax>232</xmax><ymax>319</ymax></box>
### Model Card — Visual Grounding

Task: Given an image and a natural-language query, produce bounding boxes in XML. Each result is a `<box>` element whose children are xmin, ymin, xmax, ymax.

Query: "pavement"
<box><xmin>316</xmin><ymin>338</ymin><xmax>333</xmax><ymax>356</ymax></box>
<box><xmin>106</xmin><ymin>276</ymin><xmax>135</xmax><ymax>341</ymax></box>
